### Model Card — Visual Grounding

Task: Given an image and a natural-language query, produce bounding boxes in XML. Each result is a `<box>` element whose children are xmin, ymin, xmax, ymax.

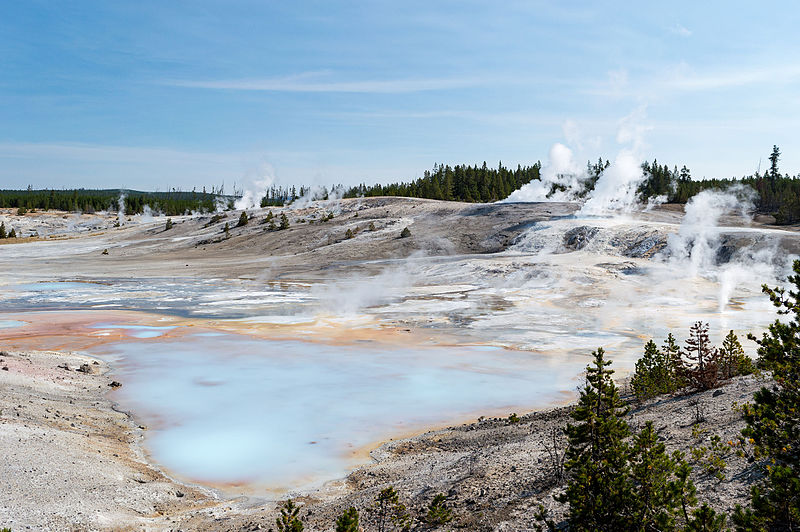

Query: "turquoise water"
<box><xmin>90</xmin><ymin>323</ymin><xmax>176</xmax><ymax>338</ymax></box>
<box><xmin>0</xmin><ymin>320</ymin><xmax>25</xmax><ymax>329</ymax></box>
<box><xmin>96</xmin><ymin>331</ymin><xmax>585</xmax><ymax>491</ymax></box>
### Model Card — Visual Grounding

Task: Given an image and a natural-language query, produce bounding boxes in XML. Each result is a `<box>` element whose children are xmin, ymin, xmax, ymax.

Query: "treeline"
<box><xmin>337</xmin><ymin>146</ymin><xmax>800</xmax><ymax>225</ymax></box>
<box><xmin>0</xmin><ymin>189</ymin><xmax>217</xmax><ymax>216</ymax></box>
<box><xmin>343</xmin><ymin>162</ymin><xmax>542</xmax><ymax>203</ymax></box>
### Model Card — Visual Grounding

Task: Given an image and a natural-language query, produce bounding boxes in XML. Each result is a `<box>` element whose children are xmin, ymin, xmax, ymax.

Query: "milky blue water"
<box><xmin>90</xmin><ymin>323</ymin><xmax>176</xmax><ymax>338</ymax></box>
<box><xmin>0</xmin><ymin>320</ymin><xmax>25</xmax><ymax>329</ymax></box>
<box><xmin>96</xmin><ymin>331</ymin><xmax>585</xmax><ymax>491</ymax></box>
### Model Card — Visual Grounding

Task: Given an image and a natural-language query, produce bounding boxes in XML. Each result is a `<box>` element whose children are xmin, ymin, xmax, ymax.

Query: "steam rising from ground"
<box><xmin>117</xmin><ymin>191</ymin><xmax>126</xmax><ymax>225</ymax></box>
<box><xmin>234</xmin><ymin>168</ymin><xmax>274</xmax><ymax>210</ymax></box>
<box><xmin>504</xmin><ymin>109</ymin><xmax>653</xmax><ymax>216</ymax></box>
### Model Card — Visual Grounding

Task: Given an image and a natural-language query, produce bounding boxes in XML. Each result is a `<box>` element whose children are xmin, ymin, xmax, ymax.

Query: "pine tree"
<box><xmin>627</xmin><ymin>422</ymin><xmax>697</xmax><ymax>531</ymax></box>
<box><xmin>7</xmin><ymin>228</ymin><xmax>15</xmax><ymax>238</ymax></box>
<box><xmin>335</xmin><ymin>507</ymin><xmax>359</xmax><ymax>532</ymax></box>
<box><xmin>662</xmin><ymin>333</ymin><xmax>687</xmax><ymax>389</ymax></box>
<box><xmin>769</xmin><ymin>145</ymin><xmax>781</xmax><ymax>180</ymax></box>
<box><xmin>400</xmin><ymin>227</ymin><xmax>411</xmax><ymax>238</ymax></box>
<box><xmin>560</xmin><ymin>348</ymin><xmax>631</xmax><ymax>531</ymax></box>
<box><xmin>683</xmin><ymin>322</ymin><xmax>721</xmax><ymax>390</ymax></box>
<box><xmin>165</xmin><ymin>218</ymin><xmax>173</xmax><ymax>231</ymax></box>
<box><xmin>424</xmin><ymin>494</ymin><xmax>453</xmax><ymax>527</ymax></box>
<box><xmin>685</xmin><ymin>503</ymin><xmax>726</xmax><ymax>531</ymax></box>
<box><xmin>0</xmin><ymin>222</ymin><xmax>6</xmax><ymax>239</ymax></box>
<box><xmin>371</xmin><ymin>486</ymin><xmax>411</xmax><ymax>532</ymax></box>
<box><xmin>279</xmin><ymin>213</ymin><xmax>290</xmax><ymax>230</ymax></box>
<box><xmin>733</xmin><ymin>260</ymin><xmax>800</xmax><ymax>530</ymax></box>
<box><xmin>275</xmin><ymin>499</ymin><xmax>303</xmax><ymax>532</ymax></box>
<box><xmin>719</xmin><ymin>330</ymin><xmax>754</xmax><ymax>379</ymax></box>
<box><xmin>631</xmin><ymin>340</ymin><xmax>673</xmax><ymax>400</ymax></box>
<box><xmin>237</xmin><ymin>211</ymin><xmax>248</xmax><ymax>227</ymax></box>
<box><xmin>345</xmin><ymin>228</ymin><xmax>354</xmax><ymax>239</ymax></box>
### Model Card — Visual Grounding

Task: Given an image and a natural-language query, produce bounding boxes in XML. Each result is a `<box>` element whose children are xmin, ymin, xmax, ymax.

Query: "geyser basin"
<box><xmin>95</xmin><ymin>332</ymin><xmax>586</xmax><ymax>492</ymax></box>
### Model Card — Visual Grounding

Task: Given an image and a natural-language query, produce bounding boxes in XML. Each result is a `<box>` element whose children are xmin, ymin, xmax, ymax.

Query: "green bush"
<box><xmin>275</xmin><ymin>499</ymin><xmax>303</xmax><ymax>532</ymax></box>
<box><xmin>335</xmin><ymin>507</ymin><xmax>359</xmax><ymax>532</ymax></box>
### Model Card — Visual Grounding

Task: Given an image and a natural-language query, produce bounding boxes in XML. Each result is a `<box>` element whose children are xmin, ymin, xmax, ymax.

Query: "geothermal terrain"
<box><xmin>0</xmin><ymin>196</ymin><xmax>796</xmax><ymax>530</ymax></box>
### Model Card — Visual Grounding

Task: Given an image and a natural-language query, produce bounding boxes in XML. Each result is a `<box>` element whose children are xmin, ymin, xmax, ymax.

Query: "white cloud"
<box><xmin>162</xmin><ymin>71</ymin><xmax>486</xmax><ymax>93</ymax></box>
<box><xmin>670</xmin><ymin>23</ymin><xmax>692</xmax><ymax>37</ymax></box>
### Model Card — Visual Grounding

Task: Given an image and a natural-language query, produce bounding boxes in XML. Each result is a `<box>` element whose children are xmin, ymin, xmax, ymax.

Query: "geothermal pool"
<box><xmin>0</xmin><ymin>209</ymin><xmax>792</xmax><ymax>495</ymax></box>
<box><xmin>92</xmin><ymin>328</ymin><xmax>585</xmax><ymax>491</ymax></box>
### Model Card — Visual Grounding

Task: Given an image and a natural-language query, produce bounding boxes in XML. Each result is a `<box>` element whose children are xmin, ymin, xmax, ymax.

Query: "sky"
<box><xmin>1</xmin><ymin>1</ymin><xmax>799</xmax><ymax>191</ymax></box>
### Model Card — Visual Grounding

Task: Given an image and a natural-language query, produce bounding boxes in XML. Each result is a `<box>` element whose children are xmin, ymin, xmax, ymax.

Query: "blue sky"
<box><xmin>1</xmin><ymin>1</ymin><xmax>798</xmax><ymax>191</ymax></box>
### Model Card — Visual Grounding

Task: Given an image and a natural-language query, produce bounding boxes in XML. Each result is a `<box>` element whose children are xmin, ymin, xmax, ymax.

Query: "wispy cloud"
<box><xmin>0</xmin><ymin>141</ymin><xmax>242</xmax><ymax>165</ymax></box>
<box><xmin>670</xmin><ymin>23</ymin><xmax>692</xmax><ymax>37</ymax></box>
<box><xmin>585</xmin><ymin>63</ymin><xmax>800</xmax><ymax>98</ymax></box>
<box><xmin>162</xmin><ymin>71</ymin><xmax>485</xmax><ymax>93</ymax></box>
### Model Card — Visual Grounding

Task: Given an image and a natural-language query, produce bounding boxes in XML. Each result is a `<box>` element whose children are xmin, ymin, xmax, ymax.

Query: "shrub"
<box><xmin>369</xmin><ymin>222</ymin><xmax>376</xmax><ymax>231</ymax></box>
<box><xmin>204</xmin><ymin>213</ymin><xmax>224</xmax><ymax>227</ymax></box>
<box><xmin>17</xmin><ymin>206</ymin><xmax>26</xmax><ymax>215</ymax></box>
<box><xmin>275</xmin><ymin>499</ymin><xmax>303</xmax><ymax>532</ymax></box>
<box><xmin>165</xmin><ymin>218</ymin><xmax>173</xmax><ymax>230</ymax></box>
<box><xmin>508</xmin><ymin>412</ymin><xmax>520</xmax><ymax>424</ymax></box>
<box><xmin>400</xmin><ymin>227</ymin><xmax>411</xmax><ymax>238</ymax></box>
<box><xmin>335</xmin><ymin>507</ymin><xmax>359</xmax><ymax>532</ymax></box>
<box><xmin>345</xmin><ymin>228</ymin><xmax>354</xmax><ymax>239</ymax></box>
<box><xmin>425</xmin><ymin>494</ymin><xmax>453</xmax><ymax>527</ymax></box>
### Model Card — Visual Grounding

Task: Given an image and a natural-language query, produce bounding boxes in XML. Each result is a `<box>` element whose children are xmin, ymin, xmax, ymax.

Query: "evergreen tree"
<box><xmin>400</xmin><ymin>227</ymin><xmax>411</xmax><ymax>238</ymax></box>
<box><xmin>279</xmin><ymin>213</ymin><xmax>290</xmax><ymax>230</ymax></box>
<box><xmin>683</xmin><ymin>322</ymin><xmax>721</xmax><ymax>390</ymax></box>
<box><xmin>0</xmin><ymin>222</ymin><xmax>5</xmax><ymax>239</ymax></box>
<box><xmin>663</xmin><ymin>333</ymin><xmax>687</xmax><ymax>390</ymax></box>
<box><xmin>335</xmin><ymin>507</ymin><xmax>359</xmax><ymax>532</ymax></box>
<box><xmin>560</xmin><ymin>348</ymin><xmax>631</xmax><ymax>531</ymax></box>
<box><xmin>627</xmin><ymin>422</ymin><xmax>697</xmax><ymax>531</ymax></box>
<box><xmin>371</xmin><ymin>486</ymin><xmax>411</xmax><ymax>532</ymax></box>
<box><xmin>719</xmin><ymin>330</ymin><xmax>754</xmax><ymax>379</ymax></box>
<box><xmin>7</xmin><ymin>228</ymin><xmax>15</xmax><ymax>238</ymax></box>
<box><xmin>733</xmin><ymin>260</ymin><xmax>800</xmax><ymax>531</ymax></box>
<box><xmin>275</xmin><ymin>499</ymin><xmax>303</xmax><ymax>532</ymax></box>
<box><xmin>685</xmin><ymin>504</ymin><xmax>726</xmax><ymax>531</ymax></box>
<box><xmin>424</xmin><ymin>494</ymin><xmax>453</xmax><ymax>527</ymax></box>
<box><xmin>631</xmin><ymin>340</ymin><xmax>673</xmax><ymax>400</ymax></box>
<box><xmin>237</xmin><ymin>211</ymin><xmax>249</xmax><ymax>227</ymax></box>
<box><xmin>165</xmin><ymin>218</ymin><xmax>173</xmax><ymax>231</ymax></box>
<box><xmin>769</xmin><ymin>145</ymin><xmax>781</xmax><ymax>180</ymax></box>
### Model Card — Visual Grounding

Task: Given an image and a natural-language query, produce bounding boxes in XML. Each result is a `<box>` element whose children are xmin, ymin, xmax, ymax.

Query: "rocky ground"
<box><xmin>171</xmin><ymin>374</ymin><xmax>766</xmax><ymax>531</ymax></box>
<box><xmin>0</xmin><ymin>344</ymin><xmax>768</xmax><ymax>530</ymax></box>
<box><xmin>0</xmin><ymin>198</ymin><xmax>790</xmax><ymax>530</ymax></box>
<box><xmin>0</xmin><ymin>349</ymin><xmax>218</xmax><ymax>531</ymax></box>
